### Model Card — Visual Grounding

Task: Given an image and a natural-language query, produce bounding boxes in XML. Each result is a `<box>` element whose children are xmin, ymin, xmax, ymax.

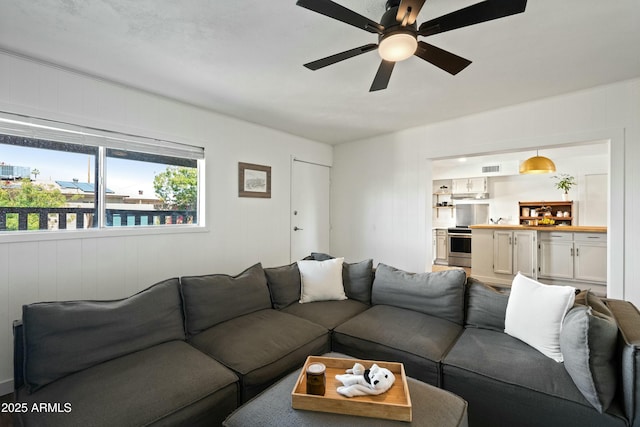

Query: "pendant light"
<box><xmin>519</xmin><ymin>150</ymin><xmax>556</xmax><ymax>174</ymax></box>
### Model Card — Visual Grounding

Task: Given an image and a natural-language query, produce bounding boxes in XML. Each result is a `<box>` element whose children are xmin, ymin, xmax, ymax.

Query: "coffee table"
<box><xmin>224</xmin><ymin>353</ymin><xmax>468</xmax><ymax>427</ymax></box>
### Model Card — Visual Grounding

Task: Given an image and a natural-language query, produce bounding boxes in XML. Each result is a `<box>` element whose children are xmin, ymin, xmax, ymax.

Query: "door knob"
<box><xmin>294</xmin><ymin>226</ymin><xmax>303</xmax><ymax>231</ymax></box>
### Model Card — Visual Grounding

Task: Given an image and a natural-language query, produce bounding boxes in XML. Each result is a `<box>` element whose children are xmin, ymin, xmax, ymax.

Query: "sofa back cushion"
<box><xmin>372</xmin><ymin>264</ymin><xmax>466</xmax><ymax>324</ymax></box>
<box><xmin>465</xmin><ymin>277</ymin><xmax>510</xmax><ymax>332</ymax></box>
<box><xmin>181</xmin><ymin>263</ymin><xmax>271</xmax><ymax>335</ymax></box>
<box><xmin>22</xmin><ymin>278</ymin><xmax>185</xmax><ymax>393</ymax></box>
<box><xmin>264</xmin><ymin>262</ymin><xmax>301</xmax><ymax>309</ymax></box>
<box><xmin>561</xmin><ymin>292</ymin><xmax>618</xmax><ymax>413</ymax></box>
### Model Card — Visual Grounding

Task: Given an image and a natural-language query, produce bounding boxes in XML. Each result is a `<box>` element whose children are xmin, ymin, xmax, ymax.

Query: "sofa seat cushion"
<box><xmin>189</xmin><ymin>309</ymin><xmax>330</xmax><ymax>402</ymax></box>
<box><xmin>281</xmin><ymin>299</ymin><xmax>369</xmax><ymax>330</ymax></box>
<box><xmin>17</xmin><ymin>340</ymin><xmax>238</xmax><ymax>427</ymax></box>
<box><xmin>442</xmin><ymin>329</ymin><xmax>627</xmax><ymax>427</ymax></box>
<box><xmin>444</xmin><ymin>328</ymin><xmax>589</xmax><ymax>405</ymax></box>
<box><xmin>332</xmin><ymin>304</ymin><xmax>463</xmax><ymax>386</ymax></box>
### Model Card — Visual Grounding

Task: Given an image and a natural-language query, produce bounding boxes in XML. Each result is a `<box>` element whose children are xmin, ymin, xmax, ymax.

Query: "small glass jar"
<box><xmin>306</xmin><ymin>363</ymin><xmax>326</xmax><ymax>396</ymax></box>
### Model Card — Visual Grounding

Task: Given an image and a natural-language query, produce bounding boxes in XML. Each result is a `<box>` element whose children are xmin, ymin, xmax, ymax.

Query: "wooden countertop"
<box><xmin>470</xmin><ymin>224</ymin><xmax>607</xmax><ymax>233</ymax></box>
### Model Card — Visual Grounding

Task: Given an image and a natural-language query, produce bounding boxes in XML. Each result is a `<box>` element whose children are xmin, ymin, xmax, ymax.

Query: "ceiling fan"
<box><xmin>296</xmin><ymin>0</ymin><xmax>527</xmax><ymax>91</ymax></box>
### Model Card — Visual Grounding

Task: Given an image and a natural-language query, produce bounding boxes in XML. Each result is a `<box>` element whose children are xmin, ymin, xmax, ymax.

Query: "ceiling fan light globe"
<box><xmin>378</xmin><ymin>33</ymin><xmax>417</xmax><ymax>62</ymax></box>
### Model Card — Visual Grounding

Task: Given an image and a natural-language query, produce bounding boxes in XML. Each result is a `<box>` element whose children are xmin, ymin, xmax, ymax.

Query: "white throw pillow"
<box><xmin>297</xmin><ymin>258</ymin><xmax>347</xmax><ymax>304</ymax></box>
<box><xmin>504</xmin><ymin>273</ymin><xmax>575</xmax><ymax>362</ymax></box>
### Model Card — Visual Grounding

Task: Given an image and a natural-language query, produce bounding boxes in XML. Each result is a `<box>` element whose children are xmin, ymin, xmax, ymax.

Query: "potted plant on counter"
<box><xmin>552</xmin><ymin>174</ymin><xmax>576</xmax><ymax>201</ymax></box>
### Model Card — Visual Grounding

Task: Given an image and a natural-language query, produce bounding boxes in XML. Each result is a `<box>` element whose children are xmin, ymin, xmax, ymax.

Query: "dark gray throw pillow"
<box><xmin>560</xmin><ymin>292</ymin><xmax>618</xmax><ymax>413</ymax></box>
<box><xmin>342</xmin><ymin>259</ymin><xmax>374</xmax><ymax>304</ymax></box>
<box><xmin>264</xmin><ymin>263</ymin><xmax>301</xmax><ymax>309</ymax></box>
<box><xmin>465</xmin><ymin>277</ymin><xmax>510</xmax><ymax>332</ymax></box>
<box><xmin>308</xmin><ymin>252</ymin><xmax>334</xmax><ymax>261</ymax></box>
<box><xmin>372</xmin><ymin>263</ymin><xmax>466</xmax><ymax>324</ymax></box>
<box><xmin>22</xmin><ymin>278</ymin><xmax>185</xmax><ymax>394</ymax></box>
<box><xmin>180</xmin><ymin>263</ymin><xmax>271</xmax><ymax>336</ymax></box>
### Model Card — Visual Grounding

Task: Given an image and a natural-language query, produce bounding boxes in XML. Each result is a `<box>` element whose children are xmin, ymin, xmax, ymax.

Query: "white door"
<box><xmin>583</xmin><ymin>173</ymin><xmax>607</xmax><ymax>226</ymax></box>
<box><xmin>290</xmin><ymin>158</ymin><xmax>331</xmax><ymax>262</ymax></box>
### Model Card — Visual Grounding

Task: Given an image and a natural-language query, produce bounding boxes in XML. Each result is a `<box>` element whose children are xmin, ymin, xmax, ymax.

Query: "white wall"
<box><xmin>0</xmin><ymin>52</ymin><xmax>332</xmax><ymax>393</ymax></box>
<box><xmin>332</xmin><ymin>78</ymin><xmax>639</xmax><ymax>306</ymax></box>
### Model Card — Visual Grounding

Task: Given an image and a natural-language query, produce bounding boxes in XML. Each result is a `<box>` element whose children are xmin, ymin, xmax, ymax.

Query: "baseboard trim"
<box><xmin>0</xmin><ymin>379</ymin><xmax>14</xmax><ymax>397</ymax></box>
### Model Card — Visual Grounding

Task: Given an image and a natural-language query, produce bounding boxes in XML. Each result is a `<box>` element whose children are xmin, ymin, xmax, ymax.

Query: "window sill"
<box><xmin>0</xmin><ymin>225</ymin><xmax>209</xmax><ymax>244</ymax></box>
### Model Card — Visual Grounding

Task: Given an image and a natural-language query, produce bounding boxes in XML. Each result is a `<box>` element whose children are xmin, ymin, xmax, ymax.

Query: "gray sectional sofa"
<box><xmin>12</xmin><ymin>255</ymin><xmax>640</xmax><ymax>427</ymax></box>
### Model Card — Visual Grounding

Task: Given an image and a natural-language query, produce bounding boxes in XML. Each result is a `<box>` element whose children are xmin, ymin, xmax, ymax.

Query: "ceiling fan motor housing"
<box><xmin>379</xmin><ymin>3</ymin><xmax>418</xmax><ymax>48</ymax></box>
<box><xmin>385</xmin><ymin>0</ymin><xmax>402</xmax><ymax>10</ymax></box>
<box><xmin>381</xmin><ymin>3</ymin><xmax>417</xmax><ymax>32</ymax></box>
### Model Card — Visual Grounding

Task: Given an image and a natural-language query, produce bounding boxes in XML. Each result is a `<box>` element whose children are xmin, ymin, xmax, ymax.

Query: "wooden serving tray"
<box><xmin>291</xmin><ymin>355</ymin><xmax>412</xmax><ymax>422</ymax></box>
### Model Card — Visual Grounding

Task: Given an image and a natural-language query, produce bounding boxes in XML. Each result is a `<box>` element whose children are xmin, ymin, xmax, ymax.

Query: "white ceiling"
<box><xmin>1</xmin><ymin>1</ymin><xmax>639</xmax><ymax>145</ymax></box>
<box><xmin>432</xmin><ymin>141</ymin><xmax>609</xmax><ymax>180</ymax></box>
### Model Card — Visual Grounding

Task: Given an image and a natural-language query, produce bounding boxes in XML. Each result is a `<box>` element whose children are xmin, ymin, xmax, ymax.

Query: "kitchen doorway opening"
<box><xmin>428</xmin><ymin>138</ymin><xmax>619</xmax><ymax>297</ymax></box>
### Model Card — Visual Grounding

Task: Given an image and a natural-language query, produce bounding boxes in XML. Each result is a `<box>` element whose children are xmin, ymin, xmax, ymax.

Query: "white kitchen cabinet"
<box><xmin>434</xmin><ymin>229</ymin><xmax>448</xmax><ymax>265</ymax></box>
<box><xmin>467</xmin><ymin>177</ymin><xmax>488</xmax><ymax>193</ymax></box>
<box><xmin>514</xmin><ymin>231</ymin><xmax>537</xmax><ymax>277</ymax></box>
<box><xmin>539</xmin><ymin>239</ymin><xmax>574</xmax><ymax>279</ymax></box>
<box><xmin>539</xmin><ymin>232</ymin><xmax>606</xmax><ymax>284</ymax></box>
<box><xmin>452</xmin><ymin>177</ymin><xmax>487</xmax><ymax>194</ymax></box>
<box><xmin>574</xmin><ymin>233</ymin><xmax>607</xmax><ymax>283</ymax></box>
<box><xmin>451</xmin><ymin>179</ymin><xmax>469</xmax><ymax>194</ymax></box>
<box><xmin>493</xmin><ymin>230</ymin><xmax>537</xmax><ymax>277</ymax></box>
<box><xmin>493</xmin><ymin>231</ymin><xmax>513</xmax><ymax>275</ymax></box>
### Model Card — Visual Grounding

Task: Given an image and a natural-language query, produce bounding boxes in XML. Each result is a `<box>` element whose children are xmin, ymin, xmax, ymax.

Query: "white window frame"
<box><xmin>0</xmin><ymin>111</ymin><xmax>205</xmax><ymax>236</ymax></box>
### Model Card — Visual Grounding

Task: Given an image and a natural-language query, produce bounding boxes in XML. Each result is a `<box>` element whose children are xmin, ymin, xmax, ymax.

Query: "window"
<box><xmin>0</xmin><ymin>113</ymin><xmax>204</xmax><ymax>232</ymax></box>
<box><xmin>105</xmin><ymin>149</ymin><xmax>198</xmax><ymax>227</ymax></box>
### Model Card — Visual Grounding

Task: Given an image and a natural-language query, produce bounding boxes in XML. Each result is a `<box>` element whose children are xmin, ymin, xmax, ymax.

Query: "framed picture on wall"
<box><xmin>238</xmin><ymin>162</ymin><xmax>271</xmax><ymax>198</ymax></box>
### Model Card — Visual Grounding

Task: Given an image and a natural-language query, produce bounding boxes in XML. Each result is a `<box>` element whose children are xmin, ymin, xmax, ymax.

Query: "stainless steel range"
<box><xmin>447</xmin><ymin>204</ymin><xmax>489</xmax><ymax>267</ymax></box>
<box><xmin>447</xmin><ymin>226</ymin><xmax>473</xmax><ymax>267</ymax></box>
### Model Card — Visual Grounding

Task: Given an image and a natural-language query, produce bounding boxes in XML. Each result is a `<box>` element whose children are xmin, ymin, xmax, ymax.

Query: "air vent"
<box><xmin>482</xmin><ymin>165</ymin><xmax>500</xmax><ymax>173</ymax></box>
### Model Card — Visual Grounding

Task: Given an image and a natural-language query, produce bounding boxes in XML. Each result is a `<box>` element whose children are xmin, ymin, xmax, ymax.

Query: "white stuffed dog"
<box><xmin>335</xmin><ymin>362</ymin><xmax>395</xmax><ymax>397</ymax></box>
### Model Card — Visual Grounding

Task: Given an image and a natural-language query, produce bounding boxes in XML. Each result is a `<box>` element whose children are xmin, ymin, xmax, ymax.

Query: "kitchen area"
<box><xmin>431</xmin><ymin>142</ymin><xmax>609</xmax><ymax>295</ymax></box>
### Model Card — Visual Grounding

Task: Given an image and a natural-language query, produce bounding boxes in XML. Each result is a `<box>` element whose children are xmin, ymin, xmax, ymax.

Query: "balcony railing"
<box><xmin>0</xmin><ymin>207</ymin><xmax>197</xmax><ymax>231</ymax></box>
<box><xmin>106</xmin><ymin>209</ymin><xmax>196</xmax><ymax>227</ymax></box>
